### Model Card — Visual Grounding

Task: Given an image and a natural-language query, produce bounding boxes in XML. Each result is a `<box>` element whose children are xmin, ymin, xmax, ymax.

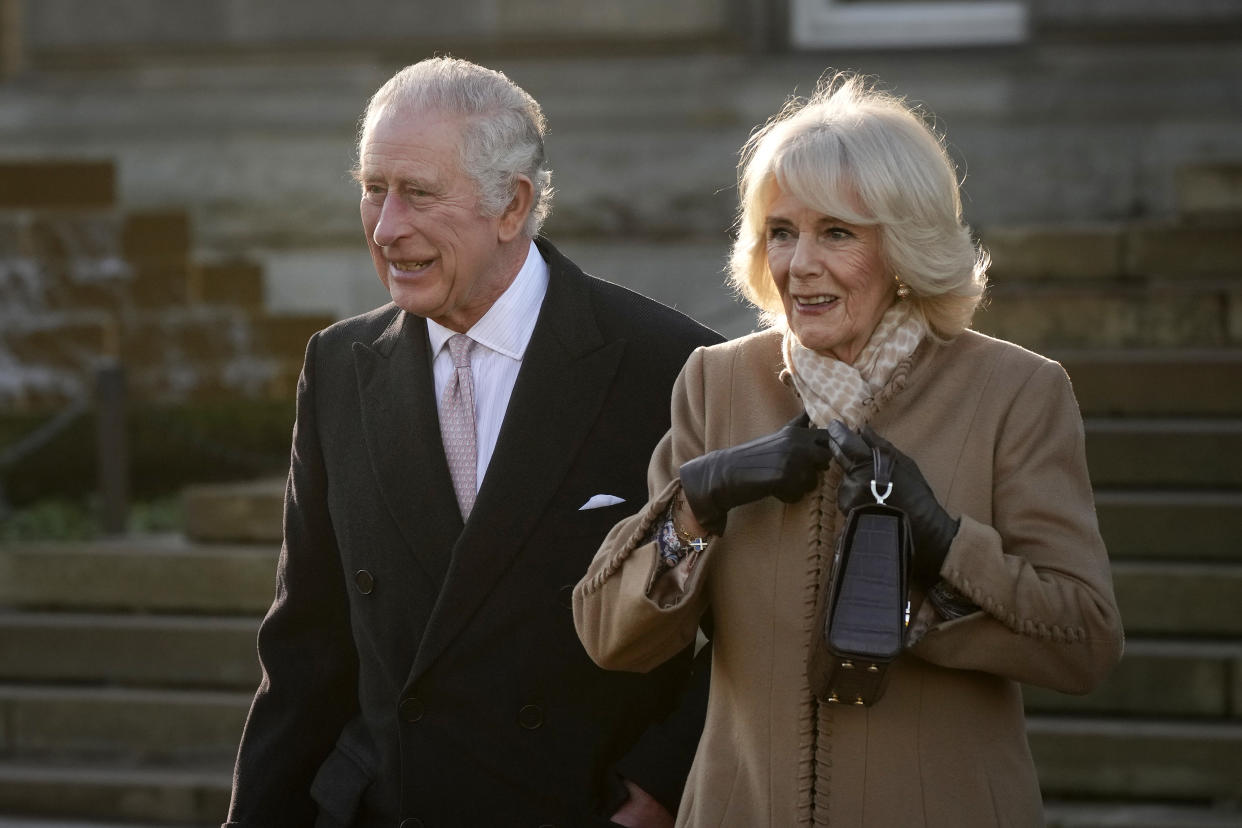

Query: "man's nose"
<box><xmin>371</xmin><ymin>196</ymin><xmax>411</xmax><ymax>248</ymax></box>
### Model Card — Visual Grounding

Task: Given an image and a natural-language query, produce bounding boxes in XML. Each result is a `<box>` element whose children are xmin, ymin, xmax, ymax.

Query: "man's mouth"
<box><xmin>389</xmin><ymin>259</ymin><xmax>433</xmax><ymax>275</ymax></box>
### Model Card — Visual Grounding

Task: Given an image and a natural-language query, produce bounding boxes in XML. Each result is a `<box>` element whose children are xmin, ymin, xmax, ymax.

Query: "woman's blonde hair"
<box><xmin>729</xmin><ymin>73</ymin><xmax>987</xmax><ymax>339</ymax></box>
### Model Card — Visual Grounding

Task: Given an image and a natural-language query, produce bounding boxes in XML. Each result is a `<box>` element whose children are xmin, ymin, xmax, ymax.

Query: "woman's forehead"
<box><xmin>762</xmin><ymin>171</ymin><xmax>872</xmax><ymax>224</ymax></box>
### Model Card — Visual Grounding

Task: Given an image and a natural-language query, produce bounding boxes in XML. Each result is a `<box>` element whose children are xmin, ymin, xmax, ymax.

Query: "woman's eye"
<box><xmin>826</xmin><ymin>227</ymin><xmax>852</xmax><ymax>240</ymax></box>
<box><xmin>767</xmin><ymin>227</ymin><xmax>792</xmax><ymax>241</ymax></box>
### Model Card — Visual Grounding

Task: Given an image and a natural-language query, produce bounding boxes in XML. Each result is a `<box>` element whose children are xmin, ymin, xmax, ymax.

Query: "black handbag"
<box><xmin>808</xmin><ymin>446</ymin><xmax>912</xmax><ymax>707</ymax></box>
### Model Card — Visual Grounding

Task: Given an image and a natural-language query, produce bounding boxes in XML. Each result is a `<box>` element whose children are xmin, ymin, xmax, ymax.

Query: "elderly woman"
<box><xmin>573</xmin><ymin>75</ymin><xmax>1124</xmax><ymax>827</ymax></box>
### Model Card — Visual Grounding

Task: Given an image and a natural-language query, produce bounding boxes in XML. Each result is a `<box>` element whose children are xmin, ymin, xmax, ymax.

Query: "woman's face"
<box><xmin>764</xmin><ymin>187</ymin><xmax>895</xmax><ymax>364</ymax></box>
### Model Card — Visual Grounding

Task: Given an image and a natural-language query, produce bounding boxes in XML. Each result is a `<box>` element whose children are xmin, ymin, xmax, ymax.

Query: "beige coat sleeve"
<box><xmin>912</xmin><ymin>359</ymin><xmax>1125</xmax><ymax>694</ymax></box>
<box><xmin>574</xmin><ymin>347</ymin><xmax>716</xmax><ymax>674</ymax></box>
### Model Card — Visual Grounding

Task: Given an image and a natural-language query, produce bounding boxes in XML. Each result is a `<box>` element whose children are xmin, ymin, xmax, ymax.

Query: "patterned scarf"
<box><xmin>781</xmin><ymin>302</ymin><xmax>926</xmax><ymax>429</ymax></box>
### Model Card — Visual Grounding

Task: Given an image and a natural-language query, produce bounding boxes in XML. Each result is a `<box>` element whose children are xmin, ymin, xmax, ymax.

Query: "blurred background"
<box><xmin>0</xmin><ymin>0</ymin><xmax>1240</xmax><ymax>825</ymax></box>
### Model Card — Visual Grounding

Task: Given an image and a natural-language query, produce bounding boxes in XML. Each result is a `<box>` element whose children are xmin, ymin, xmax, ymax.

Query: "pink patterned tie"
<box><xmin>441</xmin><ymin>334</ymin><xmax>478</xmax><ymax>518</ymax></box>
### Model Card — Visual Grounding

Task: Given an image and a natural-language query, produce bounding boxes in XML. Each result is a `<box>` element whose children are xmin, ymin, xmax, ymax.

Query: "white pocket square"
<box><xmin>579</xmin><ymin>494</ymin><xmax>626</xmax><ymax>511</ymax></box>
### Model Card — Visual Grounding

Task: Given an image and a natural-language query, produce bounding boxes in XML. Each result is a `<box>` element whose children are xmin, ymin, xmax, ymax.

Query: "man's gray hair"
<box><xmin>358</xmin><ymin>57</ymin><xmax>554</xmax><ymax>238</ymax></box>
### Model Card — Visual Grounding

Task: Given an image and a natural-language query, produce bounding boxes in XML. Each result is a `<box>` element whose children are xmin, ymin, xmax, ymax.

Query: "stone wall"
<box><xmin>0</xmin><ymin>0</ymin><xmax>18</xmax><ymax>78</ymax></box>
<box><xmin>1033</xmin><ymin>0</ymin><xmax>1242</xmax><ymax>30</ymax></box>
<box><xmin>0</xmin><ymin>159</ymin><xmax>328</xmax><ymax>412</ymax></box>
<box><xmin>18</xmin><ymin>0</ymin><xmax>1241</xmax><ymax>62</ymax></box>
<box><xmin>22</xmin><ymin>0</ymin><xmax>740</xmax><ymax>57</ymax></box>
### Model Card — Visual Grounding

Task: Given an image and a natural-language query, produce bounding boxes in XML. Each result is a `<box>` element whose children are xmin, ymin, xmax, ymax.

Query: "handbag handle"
<box><xmin>870</xmin><ymin>447</ymin><xmax>894</xmax><ymax>505</ymax></box>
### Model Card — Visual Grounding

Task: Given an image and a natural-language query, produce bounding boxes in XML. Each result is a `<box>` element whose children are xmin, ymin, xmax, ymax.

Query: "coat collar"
<box><xmin>350</xmin><ymin>239</ymin><xmax>626</xmax><ymax>685</ymax></box>
<box><xmin>409</xmin><ymin>238</ymin><xmax>626</xmax><ymax>682</ymax></box>
<box><xmin>353</xmin><ymin>310</ymin><xmax>463</xmax><ymax>587</ymax></box>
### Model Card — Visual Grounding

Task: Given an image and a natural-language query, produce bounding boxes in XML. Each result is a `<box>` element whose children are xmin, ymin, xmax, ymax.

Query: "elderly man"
<box><xmin>223</xmin><ymin>57</ymin><xmax>720</xmax><ymax>828</ymax></box>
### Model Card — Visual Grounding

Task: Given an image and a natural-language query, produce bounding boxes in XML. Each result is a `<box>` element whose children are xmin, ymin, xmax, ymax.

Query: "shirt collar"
<box><xmin>426</xmin><ymin>240</ymin><xmax>549</xmax><ymax>360</ymax></box>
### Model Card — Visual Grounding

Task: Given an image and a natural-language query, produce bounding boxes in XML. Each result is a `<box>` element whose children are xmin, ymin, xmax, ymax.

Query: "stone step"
<box><xmin>974</xmin><ymin>282</ymin><xmax>1242</xmax><ymax>350</ymax></box>
<box><xmin>0</xmin><ymin>761</ymin><xmax>228</xmax><ymax>826</ymax></box>
<box><xmin>2</xmin><ymin>719</ymin><xmax>1236</xmax><ymax>824</ymax></box>
<box><xmin>1124</xmin><ymin>224</ymin><xmax>1242</xmax><ymax>279</ymax></box>
<box><xmin>1084</xmin><ymin>418</ymin><xmax>1242</xmax><ymax>488</ymax></box>
<box><xmin>5</xmin><ymin>635</ymin><xmax>1233</xmax><ymax>769</ymax></box>
<box><xmin>0</xmin><ymin>558</ymin><xmax>1237</xmax><ymax>691</ymax></box>
<box><xmin>1044</xmin><ymin>801</ymin><xmax>1242</xmax><ymax>828</ymax></box>
<box><xmin>0</xmin><ymin>817</ymin><xmax>210</xmax><ymax>828</ymax></box>
<box><xmin>1055</xmin><ymin>349</ymin><xmax>1242</xmax><ymax>417</ymax></box>
<box><xmin>984</xmin><ymin>222</ymin><xmax>1242</xmax><ymax>280</ymax></box>
<box><xmin>0</xmin><ymin>684</ymin><xmax>248</xmax><ymax>763</ymax></box>
<box><xmin>1023</xmin><ymin>638</ymin><xmax>1242</xmax><ymax>719</ymax></box>
<box><xmin>0</xmin><ymin>630</ymin><xmax>1237</xmax><ymax>758</ymax></box>
<box><xmin>180</xmin><ymin>453</ymin><xmax>1242</xmax><ymax>550</ymax></box>
<box><xmin>181</xmin><ymin>479</ymin><xmax>284</xmax><ymax>545</ymax></box>
<box><xmin>2</xmin><ymin>634</ymin><xmax>1237</xmax><ymax>760</ymax></box>
<box><xmin>0</xmin><ymin>536</ymin><xmax>277</xmax><ymax>615</ymax></box>
<box><xmin>1095</xmin><ymin>490</ymin><xmax>1242</xmax><ymax>562</ymax></box>
<box><xmin>0</xmin><ymin>613</ymin><xmax>259</xmax><ymax>689</ymax></box>
<box><xmin>1027</xmin><ymin>715</ymin><xmax>1242</xmax><ymax>802</ymax></box>
<box><xmin>1178</xmin><ymin>163</ymin><xmax>1242</xmax><ymax>221</ymax></box>
<box><xmin>1111</xmin><ymin>561</ymin><xmax>1242</xmax><ymax>637</ymax></box>
<box><xmin>983</xmin><ymin>225</ymin><xmax>1127</xmax><ymax>281</ymax></box>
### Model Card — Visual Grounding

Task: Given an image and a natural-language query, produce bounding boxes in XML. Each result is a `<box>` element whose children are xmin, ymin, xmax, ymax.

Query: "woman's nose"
<box><xmin>788</xmin><ymin>234</ymin><xmax>820</xmax><ymax>279</ymax></box>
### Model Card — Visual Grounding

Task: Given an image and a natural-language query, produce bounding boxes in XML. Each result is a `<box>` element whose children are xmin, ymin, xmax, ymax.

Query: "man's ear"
<box><xmin>497</xmin><ymin>175</ymin><xmax>534</xmax><ymax>243</ymax></box>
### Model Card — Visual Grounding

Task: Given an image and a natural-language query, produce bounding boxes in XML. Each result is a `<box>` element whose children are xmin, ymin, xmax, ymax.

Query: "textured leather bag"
<box><xmin>808</xmin><ymin>447</ymin><xmax>912</xmax><ymax>707</ymax></box>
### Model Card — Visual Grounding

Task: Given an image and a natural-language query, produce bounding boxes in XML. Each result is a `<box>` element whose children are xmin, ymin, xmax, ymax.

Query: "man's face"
<box><xmin>358</xmin><ymin>106</ymin><xmax>514</xmax><ymax>332</ymax></box>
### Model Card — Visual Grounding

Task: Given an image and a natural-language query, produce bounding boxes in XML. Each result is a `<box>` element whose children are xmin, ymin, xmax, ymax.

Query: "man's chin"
<box><xmin>388</xmin><ymin>292</ymin><xmax>440</xmax><ymax>318</ymax></box>
<box><xmin>382</xmin><ymin>276</ymin><xmax>439</xmax><ymax>312</ymax></box>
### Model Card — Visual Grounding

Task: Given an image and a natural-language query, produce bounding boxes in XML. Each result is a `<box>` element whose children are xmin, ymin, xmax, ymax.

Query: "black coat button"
<box><xmin>400</xmin><ymin>697</ymin><xmax>424</xmax><ymax>723</ymax></box>
<box><xmin>518</xmin><ymin>704</ymin><xmax>543</xmax><ymax>730</ymax></box>
<box><xmin>399</xmin><ymin>819</ymin><xmax>425</xmax><ymax>828</ymax></box>
<box><xmin>354</xmin><ymin>570</ymin><xmax>374</xmax><ymax>594</ymax></box>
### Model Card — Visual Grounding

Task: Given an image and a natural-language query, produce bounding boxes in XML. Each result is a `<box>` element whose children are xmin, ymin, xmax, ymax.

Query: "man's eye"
<box><xmin>362</xmin><ymin>184</ymin><xmax>386</xmax><ymax>202</ymax></box>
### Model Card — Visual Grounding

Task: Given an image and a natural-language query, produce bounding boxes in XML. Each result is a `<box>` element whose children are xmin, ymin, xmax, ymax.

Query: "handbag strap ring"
<box><xmin>869</xmin><ymin>446</ymin><xmax>894</xmax><ymax>505</ymax></box>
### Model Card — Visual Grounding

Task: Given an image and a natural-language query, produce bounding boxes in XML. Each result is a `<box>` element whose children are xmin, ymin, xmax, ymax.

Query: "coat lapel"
<box><xmin>409</xmin><ymin>241</ymin><xmax>625</xmax><ymax>681</ymax></box>
<box><xmin>354</xmin><ymin>310</ymin><xmax>462</xmax><ymax>588</ymax></box>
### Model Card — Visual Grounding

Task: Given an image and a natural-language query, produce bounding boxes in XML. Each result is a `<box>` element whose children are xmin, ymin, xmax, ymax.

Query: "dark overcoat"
<box><xmin>224</xmin><ymin>239</ymin><xmax>722</xmax><ymax>828</ymax></box>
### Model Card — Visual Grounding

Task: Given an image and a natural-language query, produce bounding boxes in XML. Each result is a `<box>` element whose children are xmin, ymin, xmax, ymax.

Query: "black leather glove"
<box><xmin>680</xmin><ymin>413</ymin><xmax>834</xmax><ymax>536</ymax></box>
<box><xmin>827</xmin><ymin>420</ymin><xmax>960</xmax><ymax>588</ymax></box>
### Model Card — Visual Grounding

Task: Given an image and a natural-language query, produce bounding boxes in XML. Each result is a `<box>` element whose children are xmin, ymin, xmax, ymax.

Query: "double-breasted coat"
<box><xmin>575</xmin><ymin>328</ymin><xmax>1124</xmax><ymax>827</ymax></box>
<box><xmin>224</xmin><ymin>239</ymin><xmax>721</xmax><ymax>828</ymax></box>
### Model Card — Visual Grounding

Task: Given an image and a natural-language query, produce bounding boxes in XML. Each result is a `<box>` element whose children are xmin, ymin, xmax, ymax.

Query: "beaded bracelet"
<box><xmin>654</xmin><ymin>494</ymin><xmax>713</xmax><ymax>576</ymax></box>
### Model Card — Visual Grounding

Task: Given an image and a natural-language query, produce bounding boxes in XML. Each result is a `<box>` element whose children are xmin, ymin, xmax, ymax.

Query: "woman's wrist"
<box><xmin>674</xmin><ymin>493</ymin><xmax>711</xmax><ymax>541</ymax></box>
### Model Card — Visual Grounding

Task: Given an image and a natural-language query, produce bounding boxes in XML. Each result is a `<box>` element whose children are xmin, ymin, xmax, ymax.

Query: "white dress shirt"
<box><xmin>426</xmin><ymin>241</ymin><xmax>549</xmax><ymax>495</ymax></box>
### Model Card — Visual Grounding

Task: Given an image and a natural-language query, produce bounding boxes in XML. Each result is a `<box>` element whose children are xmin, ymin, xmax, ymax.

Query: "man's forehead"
<box><xmin>359</xmin><ymin>112</ymin><xmax>465</xmax><ymax>178</ymax></box>
<box><xmin>367</xmin><ymin>103</ymin><xmax>468</xmax><ymax>142</ymax></box>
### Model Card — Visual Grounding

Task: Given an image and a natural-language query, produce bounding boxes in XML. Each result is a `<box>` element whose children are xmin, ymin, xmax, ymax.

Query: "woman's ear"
<box><xmin>498</xmin><ymin>175</ymin><xmax>534</xmax><ymax>242</ymax></box>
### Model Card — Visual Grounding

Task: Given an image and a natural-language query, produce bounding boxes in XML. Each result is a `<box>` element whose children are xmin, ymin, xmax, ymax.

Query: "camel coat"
<box><xmin>574</xmin><ymin>328</ymin><xmax>1124</xmax><ymax>828</ymax></box>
